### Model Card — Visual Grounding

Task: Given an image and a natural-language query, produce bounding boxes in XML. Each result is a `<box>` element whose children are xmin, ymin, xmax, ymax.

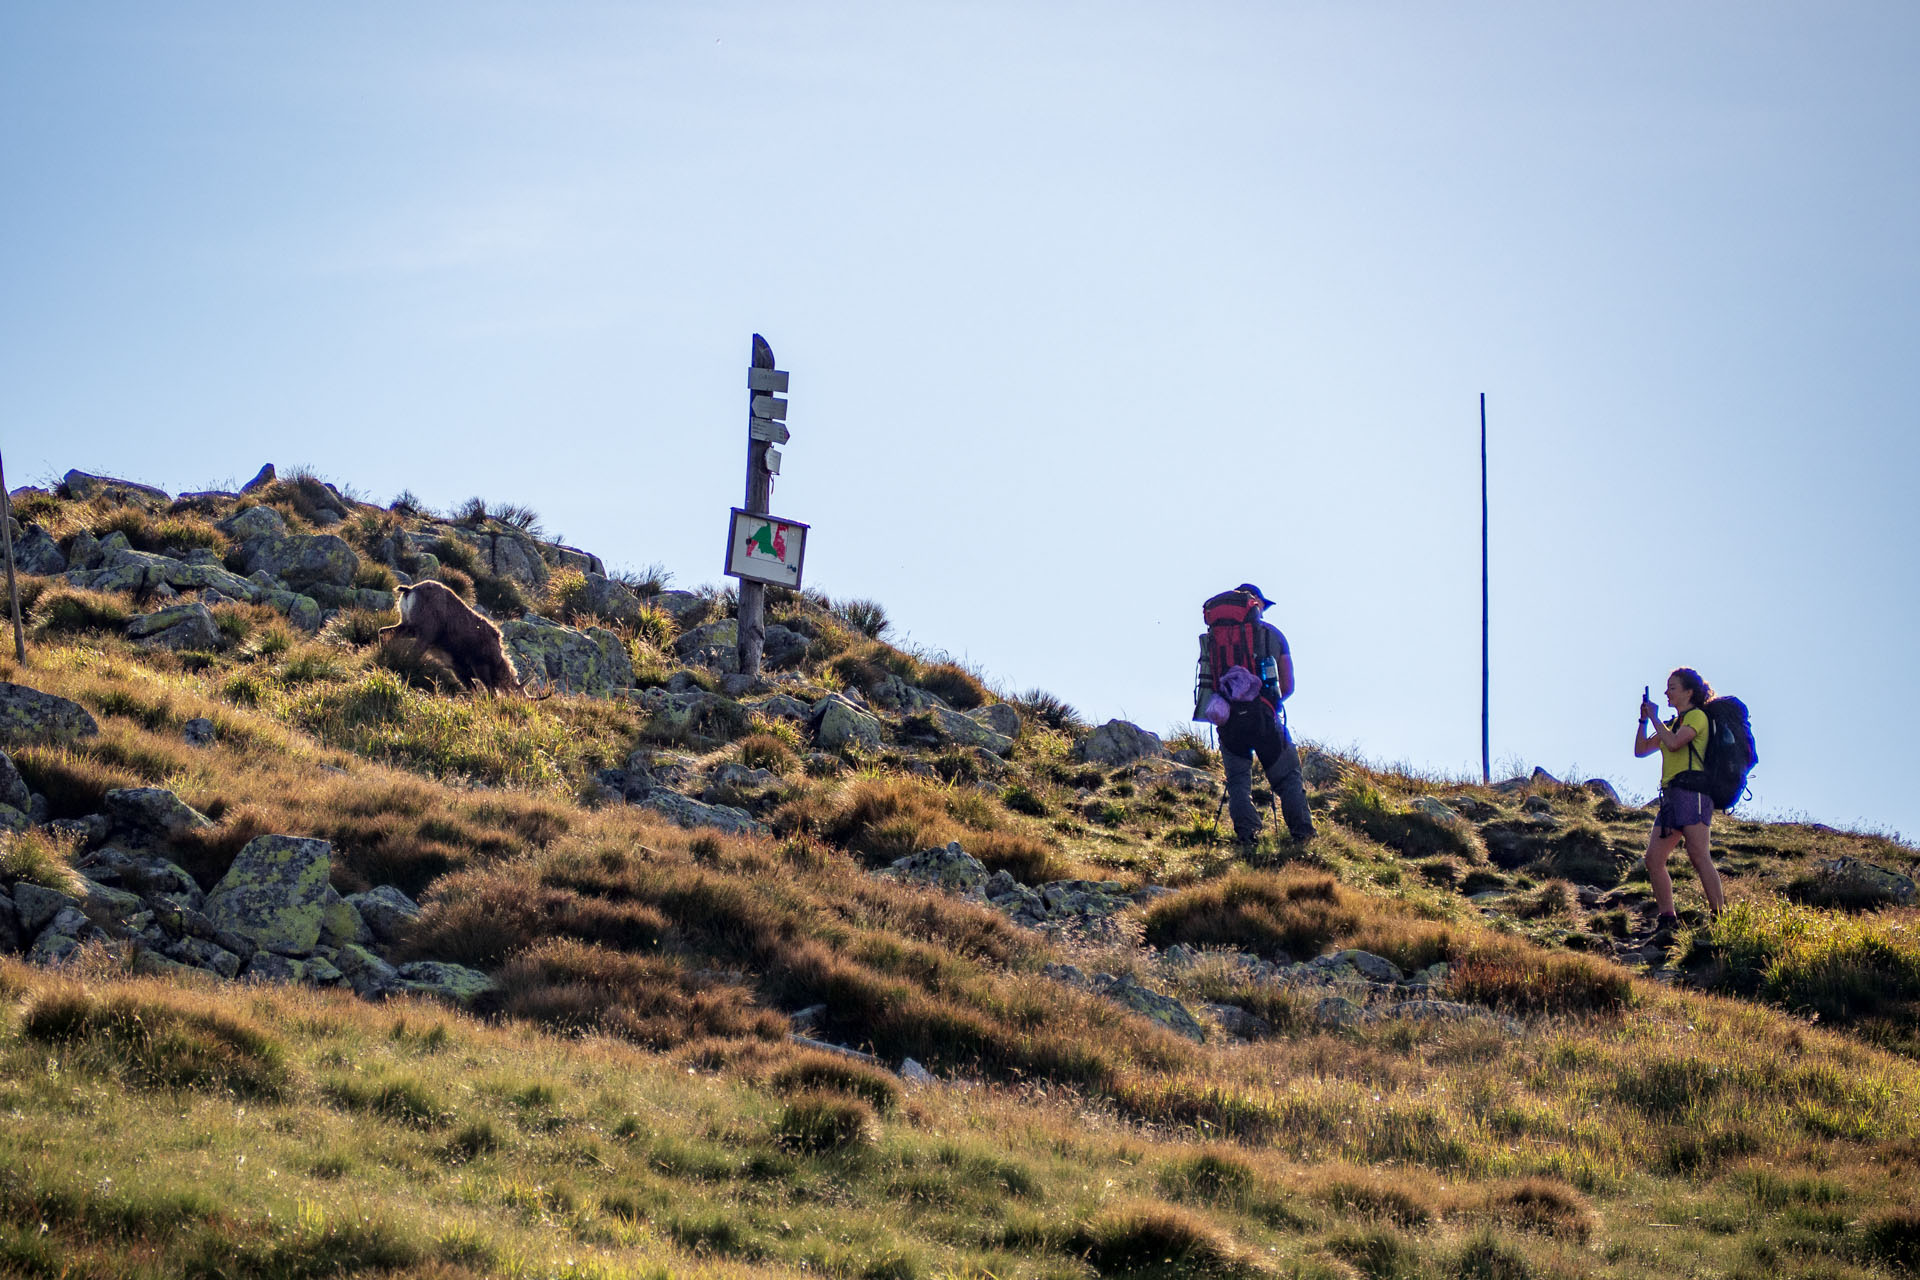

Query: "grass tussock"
<box><xmin>1444</xmin><ymin>941</ymin><xmax>1632</xmax><ymax>1015</ymax></box>
<box><xmin>1141</xmin><ymin>870</ymin><xmax>1456</xmax><ymax>973</ymax></box>
<box><xmin>774</xmin><ymin>1092</ymin><xmax>877</xmax><ymax>1154</ymax></box>
<box><xmin>1335</xmin><ymin>782</ymin><xmax>1478</xmax><ymax>860</ymax></box>
<box><xmin>23</xmin><ymin>987</ymin><xmax>288</xmax><ymax>1098</ymax></box>
<box><xmin>491</xmin><ymin>938</ymin><xmax>786</xmax><ymax>1049</ymax></box>
<box><xmin>1071</xmin><ymin>1201</ymin><xmax>1264</xmax><ymax>1280</ymax></box>
<box><xmin>31</xmin><ymin>587</ymin><xmax>133</xmax><ymax>638</ymax></box>
<box><xmin>1709</xmin><ymin>898</ymin><xmax>1920</xmax><ymax>1049</ymax></box>
<box><xmin>0</xmin><ymin>827</ymin><xmax>84</xmax><ymax>894</ymax></box>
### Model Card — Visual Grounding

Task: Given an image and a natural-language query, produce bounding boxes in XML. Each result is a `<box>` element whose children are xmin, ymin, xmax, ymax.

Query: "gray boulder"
<box><xmin>13</xmin><ymin>526</ymin><xmax>66</xmax><ymax>575</ymax></box>
<box><xmin>574</xmin><ymin>573</ymin><xmax>644</xmax><ymax>625</ymax></box>
<box><xmin>13</xmin><ymin>882</ymin><xmax>79</xmax><ymax>936</ymax></box>
<box><xmin>0</xmin><ymin>748</ymin><xmax>30</xmax><ymax>811</ymax></box>
<box><xmin>319</xmin><ymin>890</ymin><xmax>372</xmax><ymax>947</ymax></box>
<box><xmin>241</xmin><ymin>464</ymin><xmax>276</xmax><ymax>493</ymax></box>
<box><xmin>104</xmin><ymin>787</ymin><xmax>213</xmax><ymax>841</ymax></box>
<box><xmin>0</xmin><ymin>682</ymin><xmax>100</xmax><ymax>747</ymax></box>
<box><xmin>1581</xmin><ymin>778</ymin><xmax>1622</xmax><ymax>804</ymax></box>
<box><xmin>332</xmin><ymin>943</ymin><xmax>404</xmax><ymax>998</ymax></box>
<box><xmin>972</xmin><ymin>703</ymin><xmax>1022</xmax><ymax>739</ymax></box>
<box><xmin>1811</xmin><ymin>858</ymin><xmax>1916</xmax><ymax>908</ymax></box>
<box><xmin>763</xmin><ymin>625</ymin><xmax>809</xmax><ymax>669</ymax></box>
<box><xmin>203</xmin><ymin>835</ymin><xmax>335</xmax><ymax>956</ymax></box>
<box><xmin>638</xmin><ymin>790</ymin><xmax>766</xmax><ymax>837</ymax></box>
<box><xmin>643</xmin><ymin>688</ymin><xmax>747</xmax><ymax>743</ymax></box>
<box><xmin>501</xmin><ymin>615</ymin><xmax>633</xmax><ymax>697</ymax></box>
<box><xmin>747</xmin><ymin>693</ymin><xmax>811</xmax><ymax>721</ymax></box>
<box><xmin>346</xmin><ymin>885</ymin><xmax>421</xmax><ymax>943</ymax></box>
<box><xmin>1298</xmin><ymin>745</ymin><xmax>1347</xmax><ymax>788</ymax></box>
<box><xmin>886</xmin><ymin>842</ymin><xmax>992</xmax><ymax>895</ymax></box>
<box><xmin>676</xmin><ymin>618</ymin><xmax>740</xmax><ymax>673</ymax></box>
<box><xmin>1315</xmin><ymin>997</ymin><xmax>1366</xmax><ymax>1028</ymax></box>
<box><xmin>1075</xmin><ymin>719</ymin><xmax>1162</xmax><ymax>767</ymax></box>
<box><xmin>0</xmin><ymin>886</ymin><xmax>19</xmax><ymax>953</ymax></box>
<box><xmin>125</xmin><ymin>602</ymin><xmax>223</xmax><ymax>651</ymax></box>
<box><xmin>1088</xmin><ymin>973</ymin><xmax>1205</xmax><ymax>1042</ymax></box>
<box><xmin>164</xmin><ymin>935</ymin><xmax>244</xmax><ymax>979</ymax></box>
<box><xmin>239</xmin><ymin>533</ymin><xmax>358</xmax><ymax>590</ymax></box>
<box><xmin>243</xmin><ymin>952</ymin><xmax>314</xmax><ymax>985</ymax></box>
<box><xmin>183</xmin><ymin>717</ymin><xmax>215</xmax><ymax>747</ymax></box>
<box><xmin>396</xmin><ymin>960</ymin><xmax>497</xmax><ymax>1007</ymax></box>
<box><xmin>810</xmin><ymin>694</ymin><xmax>883</xmax><ymax>751</ymax></box>
<box><xmin>1408</xmin><ymin>797</ymin><xmax>1464</xmax><ymax>825</ymax></box>
<box><xmin>220</xmin><ymin>505</ymin><xmax>288</xmax><ymax>541</ymax></box>
<box><xmin>1334</xmin><ymin>949</ymin><xmax>1405</xmax><ymax>983</ymax></box>
<box><xmin>651</xmin><ymin>590</ymin><xmax>706</xmax><ymax>620</ymax></box>
<box><xmin>62</xmin><ymin>470</ymin><xmax>169</xmax><ymax>504</ymax></box>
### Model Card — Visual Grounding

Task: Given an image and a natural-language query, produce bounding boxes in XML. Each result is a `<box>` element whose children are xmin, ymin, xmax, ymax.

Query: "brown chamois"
<box><xmin>378</xmin><ymin>580</ymin><xmax>548</xmax><ymax>697</ymax></box>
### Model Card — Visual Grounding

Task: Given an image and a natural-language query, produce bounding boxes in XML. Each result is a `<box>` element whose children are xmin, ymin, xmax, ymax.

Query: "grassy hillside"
<box><xmin>2</xmin><ymin>471</ymin><xmax>1918</xmax><ymax>1279</ymax></box>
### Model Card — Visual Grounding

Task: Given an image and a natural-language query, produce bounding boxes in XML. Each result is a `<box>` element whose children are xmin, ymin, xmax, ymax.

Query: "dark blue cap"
<box><xmin>1237</xmin><ymin>583</ymin><xmax>1274</xmax><ymax>608</ymax></box>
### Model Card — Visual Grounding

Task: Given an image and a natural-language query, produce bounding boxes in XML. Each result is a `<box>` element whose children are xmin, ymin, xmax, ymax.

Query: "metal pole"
<box><xmin>0</xmin><ymin>448</ymin><xmax>25</xmax><ymax>663</ymax></box>
<box><xmin>737</xmin><ymin>335</ymin><xmax>774</xmax><ymax>678</ymax></box>
<box><xmin>1480</xmin><ymin>393</ymin><xmax>1489</xmax><ymax>785</ymax></box>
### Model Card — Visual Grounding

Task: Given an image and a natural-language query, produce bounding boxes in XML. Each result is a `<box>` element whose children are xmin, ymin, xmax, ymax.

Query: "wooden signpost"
<box><xmin>727</xmin><ymin>335</ymin><xmax>805</xmax><ymax>678</ymax></box>
<box><xmin>0</xmin><ymin>448</ymin><xmax>24</xmax><ymax>662</ymax></box>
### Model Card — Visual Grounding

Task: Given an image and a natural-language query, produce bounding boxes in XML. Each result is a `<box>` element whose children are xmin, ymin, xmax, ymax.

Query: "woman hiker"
<box><xmin>1634</xmin><ymin>667</ymin><xmax>1726</xmax><ymax>940</ymax></box>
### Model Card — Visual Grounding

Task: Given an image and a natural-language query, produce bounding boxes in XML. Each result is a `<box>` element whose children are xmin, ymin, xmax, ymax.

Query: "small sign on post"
<box><xmin>724</xmin><ymin>509</ymin><xmax>809</xmax><ymax>589</ymax></box>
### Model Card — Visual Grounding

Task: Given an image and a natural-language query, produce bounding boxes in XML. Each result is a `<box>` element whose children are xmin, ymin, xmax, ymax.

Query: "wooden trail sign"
<box><xmin>0</xmin><ymin>448</ymin><xmax>24</xmax><ymax>662</ymax></box>
<box><xmin>728</xmin><ymin>334</ymin><xmax>808</xmax><ymax>677</ymax></box>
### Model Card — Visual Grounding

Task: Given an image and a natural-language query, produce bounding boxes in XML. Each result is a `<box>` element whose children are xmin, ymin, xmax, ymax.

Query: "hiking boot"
<box><xmin>1648</xmin><ymin>913</ymin><xmax>1681</xmax><ymax>945</ymax></box>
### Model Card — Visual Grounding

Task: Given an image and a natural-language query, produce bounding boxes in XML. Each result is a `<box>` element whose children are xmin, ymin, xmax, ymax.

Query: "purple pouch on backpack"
<box><xmin>1201</xmin><ymin>693</ymin><xmax>1230</xmax><ymax>726</ymax></box>
<box><xmin>1217</xmin><ymin>665</ymin><xmax>1262</xmax><ymax>703</ymax></box>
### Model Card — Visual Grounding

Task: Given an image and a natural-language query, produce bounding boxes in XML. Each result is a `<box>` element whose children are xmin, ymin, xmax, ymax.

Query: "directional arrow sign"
<box><xmin>748</xmin><ymin>368</ymin><xmax>789</xmax><ymax>393</ymax></box>
<box><xmin>751</xmin><ymin>394</ymin><xmax>788</xmax><ymax>420</ymax></box>
<box><xmin>749</xmin><ymin>418</ymin><xmax>791</xmax><ymax>444</ymax></box>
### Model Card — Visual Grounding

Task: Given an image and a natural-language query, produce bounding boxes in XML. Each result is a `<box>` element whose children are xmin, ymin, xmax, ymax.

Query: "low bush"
<box><xmin>1481</xmin><ymin>1177</ymin><xmax>1595</xmax><ymax>1242</ymax></box>
<box><xmin>32</xmin><ymin>588</ymin><xmax>131</xmax><ymax>636</ymax></box>
<box><xmin>1070</xmin><ymin>1202</ymin><xmax>1260</xmax><ymax>1280</ymax></box>
<box><xmin>1001</xmin><ymin>783</ymin><xmax>1050</xmax><ymax>817</ymax></box>
<box><xmin>1141</xmin><ymin>870</ymin><xmax>1361</xmax><ymax>961</ymax></box>
<box><xmin>472</xmin><ymin>572</ymin><xmax>529</xmax><ymax>618</ymax></box>
<box><xmin>832</xmin><ymin>598</ymin><xmax>890</xmax><ymax>639</ymax></box>
<box><xmin>919</xmin><ymin>661</ymin><xmax>987</xmax><ymax>710</ymax></box>
<box><xmin>1443</xmin><ymin>941</ymin><xmax>1632</xmax><ymax>1015</ymax></box>
<box><xmin>769</xmin><ymin>1049</ymin><xmax>903</xmax><ymax>1113</ymax></box>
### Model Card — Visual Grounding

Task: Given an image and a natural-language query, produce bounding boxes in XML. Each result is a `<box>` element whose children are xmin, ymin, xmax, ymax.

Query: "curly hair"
<box><xmin>1669</xmin><ymin>667</ymin><xmax>1713</xmax><ymax>712</ymax></box>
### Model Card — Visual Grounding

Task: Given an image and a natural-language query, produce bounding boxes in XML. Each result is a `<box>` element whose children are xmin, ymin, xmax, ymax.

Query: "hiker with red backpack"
<box><xmin>1195</xmin><ymin>584</ymin><xmax>1316</xmax><ymax>848</ymax></box>
<box><xmin>1634</xmin><ymin>667</ymin><xmax>1755</xmax><ymax>939</ymax></box>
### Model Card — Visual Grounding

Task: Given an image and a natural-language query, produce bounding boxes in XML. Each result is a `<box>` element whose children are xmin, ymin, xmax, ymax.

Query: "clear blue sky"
<box><xmin>4</xmin><ymin>4</ymin><xmax>1916</xmax><ymax>838</ymax></box>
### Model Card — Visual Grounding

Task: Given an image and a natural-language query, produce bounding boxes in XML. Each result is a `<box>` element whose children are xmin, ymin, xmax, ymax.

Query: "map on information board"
<box><xmin>724</xmin><ymin>507</ymin><xmax>809</xmax><ymax>589</ymax></box>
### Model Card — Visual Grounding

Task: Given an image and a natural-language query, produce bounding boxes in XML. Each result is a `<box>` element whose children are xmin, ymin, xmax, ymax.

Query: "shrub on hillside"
<box><xmin>774</xmin><ymin>1093</ymin><xmax>876</xmax><ymax>1154</ymax></box>
<box><xmin>1013</xmin><ymin>688</ymin><xmax>1085</xmax><ymax>733</ymax></box>
<box><xmin>770</xmin><ymin>1049</ymin><xmax>902</xmax><ymax>1114</ymax></box>
<box><xmin>832</xmin><ymin>598</ymin><xmax>890</xmax><ymax>639</ymax></box>
<box><xmin>919</xmin><ymin>661</ymin><xmax>988</xmax><ymax>710</ymax></box>
<box><xmin>1142</xmin><ymin>870</ymin><xmax>1362</xmax><ymax>962</ymax></box>
<box><xmin>1069</xmin><ymin>1202</ymin><xmax>1261</xmax><ymax>1280</ymax></box>
<box><xmin>1443</xmin><ymin>941</ymin><xmax>1631</xmax><ymax>1015</ymax></box>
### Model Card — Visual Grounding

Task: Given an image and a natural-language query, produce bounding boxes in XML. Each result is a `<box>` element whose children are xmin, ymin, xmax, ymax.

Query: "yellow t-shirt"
<box><xmin>1660</xmin><ymin>708</ymin><xmax>1710</xmax><ymax>786</ymax></box>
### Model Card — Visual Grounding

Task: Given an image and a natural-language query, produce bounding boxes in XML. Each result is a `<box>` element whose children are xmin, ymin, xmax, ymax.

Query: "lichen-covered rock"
<box><xmin>0</xmin><ymin>682</ymin><xmax>100</xmax><ymax>747</ymax></box>
<box><xmin>972</xmin><ymin>703</ymin><xmax>1022</xmax><ymax>739</ymax></box>
<box><xmin>332</xmin><ymin>943</ymin><xmax>404</xmax><ymax>998</ymax></box>
<box><xmin>1408</xmin><ymin>797</ymin><xmax>1462</xmax><ymax>825</ymax></box>
<box><xmin>639</xmin><ymin>789</ymin><xmax>766</xmax><ymax>837</ymax></box>
<box><xmin>62</xmin><ymin>470</ymin><xmax>170</xmax><ymax>504</ymax></box>
<box><xmin>164</xmin><ymin>934</ymin><xmax>244</xmax><ymax>978</ymax></box>
<box><xmin>13</xmin><ymin>882</ymin><xmax>78</xmax><ymax>936</ymax></box>
<box><xmin>104</xmin><ymin>787</ymin><xmax>213</xmax><ymax>841</ymax></box>
<box><xmin>1334</xmin><ymin>949</ymin><xmax>1405</xmax><ymax>983</ymax></box>
<box><xmin>748</xmin><ymin>693</ymin><xmax>812</xmax><ymax>721</ymax></box>
<box><xmin>29</xmin><ymin>922</ymin><xmax>87</xmax><ymax>966</ymax></box>
<box><xmin>1298</xmin><ymin>745</ymin><xmax>1347</xmax><ymax>788</ymax></box>
<box><xmin>502</xmin><ymin>615</ymin><xmax>633</xmax><ymax>696</ymax></box>
<box><xmin>574</xmin><ymin>572</ymin><xmax>643</xmax><ymax>625</ymax></box>
<box><xmin>183</xmin><ymin>717</ymin><xmax>215</xmax><ymax>747</ymax></box>
<box><xmin>1088</xmin><ymin>973</ymin><xmax>1205</xmax><ymax>1042</ymax></box>
<box><xmin>643</xmin><ymin>689</ymin><xmax>747</xmax><ymax>743</ymax></box>
<box><xmin>261</xmin><ymin>590</ymin><xmax>321</xmax><ymax>631</ymax></box>
<box><xmin>320</xmin><ymin>891</ymin><xmax>373</xmax><ymax>947</ymax></box>
<box><xmin>203</xmin><ymin>835</ymin><xmax>335</xmax><ymax>956</ymax></box>
<box><xmin>1581</xmin><ymin>778</ymin><xmax>1621</xmax><ymax>804</ymax></box>
<box><xmin>811</xmin><ymin>694</ymin><xmax>883</xmax><ymax>751</ymax></box>
<box><xmin>345</xmin><ymin>886</ymin><xmax>421</xmax><ymax>943</ymax></box>
<box><xmin>886</xmin><ymin>842</ymin><xmax>991</xmax><ymax>895</ymax></box>
<box><xmin>219</xmin><ymin>505</ymin><xmax>288</xmax><ymax>541</ymax></box>
<box><xmin>75</xmin><ymin>876</ymin><xmax>144</xmax><ymax>920</ymax></box>
<box><xmin>239</xmin><ymin>533</ymin><xmax>359</xmax><ymax>590</ymax></box>
<box><xmin>1314</xmin><ymin>997</ymin><xmax>1365</xmax><ymax>1027</ymax></box>
<box><xmin>651</xmin><ymin>589</ymin><xmax>705</xmax><ymax>620</ymax></box>
<box><xmin>0</xmin><ymin>803</ymin><xmax>28</xmax><ymax>834</ymax></box>
<box><xmin>13</xmin><ymin>525</ymin><xmax>65</xmax><ymax>575</ymax></box>
<box><xmin>915</xmin><ymin>705</ymin><xmax>1013</xmax><ymax>756</ymax></box>
<box><xmin>396</xmin><ymin>960</ymin><xmax>496</xmax><ymax>1007</ymax></box>
<box><xmin>676</xmin><ymin>618</ymin><xmax>739</xmax><ymax>673</ymax></box>
<box><xmin>1075</xmin><ymin>719</ymin><xmax>1162</xmax><ymax>767</ymax></box>
<box><xmin>0</xmin><ymin>748</ymin><xmax>29</xmax><ymax>811</ymax></box>
<box><xmin>868</xmin><ymin>675</ymin><xmax>944</xmax><ymax>714</ymax></box>
<box><xmin>125</xmin><ymin>602</ymin><xmax>223</xmax><ymax>650</ymax></box>
<box><xmin>164</xmin><ymin>560</ymin><xmax>264</xmax><ymax>600</ymax></box>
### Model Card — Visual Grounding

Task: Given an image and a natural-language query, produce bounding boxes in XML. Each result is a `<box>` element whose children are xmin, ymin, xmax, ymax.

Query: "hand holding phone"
<box><xmin>1640</xmin><ymin>685</ymin><xmax>1653</xmax><ymax>722</ymax></box>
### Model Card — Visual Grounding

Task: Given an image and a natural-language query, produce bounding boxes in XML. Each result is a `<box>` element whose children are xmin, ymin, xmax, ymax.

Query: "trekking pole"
<box><xmin>0</xmin><ymin>448</ymin><xmax>24</xmax><ymax>663</ymax></box>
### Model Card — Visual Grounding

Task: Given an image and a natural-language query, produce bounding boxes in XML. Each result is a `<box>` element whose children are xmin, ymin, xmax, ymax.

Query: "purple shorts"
<box><xmin>1654</xmin><ymin>786</ymin><xmax>1713</xmax><ymax>836</ymax></box>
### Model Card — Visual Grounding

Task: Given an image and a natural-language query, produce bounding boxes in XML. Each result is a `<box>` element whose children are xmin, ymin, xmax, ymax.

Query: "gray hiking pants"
<box><xmin>1220</xmin><ymin>706</ymin><xmax>1315</xmax><ymax>844</ymax></box>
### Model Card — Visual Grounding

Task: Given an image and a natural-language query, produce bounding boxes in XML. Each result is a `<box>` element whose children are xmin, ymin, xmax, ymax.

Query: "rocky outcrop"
<box><xmin>502</xmin><ymin>616</ymin><xmax>633</xmax><ymax>696</ymax></box>
<box><xmin>13</xmin><ymin>525</ymin><xmax>66</xmax><ymax>575</ymax></box>
<box><xmin>126</xmin><ymin>602</ymin><xmax>223</xmax><ymax>651</ymax></box>
<box><xmin>203</xmin><ymin>835</ymin><xmax>336</xmax><ymax>956</ymax></box>
<box><xmin>639</xmin><ymin>789</ymin><xmax>766</xmax><ymax>838</ymax></box>
<box><xmin>61</xmin><ymin>470</ymin><xmax>170</xmax><ymax>504</ymax></box>
<box><xmin>810</xmin><ymin>694</ymin><xmax>883</xmax><ymax>751</ymax></box>
<box><xmin>103</xmin><ymin>787</ymin><xmax>213</xmax><ymax>843</ymax></box>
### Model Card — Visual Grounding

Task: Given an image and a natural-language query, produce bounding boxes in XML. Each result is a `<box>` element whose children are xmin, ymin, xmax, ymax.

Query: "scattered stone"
<box><xmin>1298</xmin><ymin>745</ymin><xmax>1348</xmax><ymax>788</ymax></box>
<box><xmin>62</xmin><ymin>470</ymin><xmax>170</xmax><ymax>504</ymax></box>
<box><xmin>900</xmin><ymin>1058</ymin><xmax>936</xmax><ymax>1085</ymax></box>
<box><xmin>241</xmin><ymin>464</ymin><xmax>276</xmax><ymax>493</ymax></box>
<box><xmin>1314</xmin><ymin>996</ymin><xmax>1365</xmax><ymax>1027</ymax></box>
<box><xmin>13</xmin><ymin>525</ymin><xmax>66</xmax><ymax>575</ymax></box>
<box><xmin>886</xmin><ymin>842</ymin><xmax>991</xmax><ymax>895</ymax></box>
<box><xmin>396</xmin><ymin>960</ymin><xmax>496</xmax><ymax>1007</ymax></box>
<box><xmin>676</xmin><ymin>618</ymin><xmax>741</xmax><ymax>672</ymax></box>
<box><xmin>1581</xmin><ymin>778</ymin><xmax>1621</xmax><ymax>803</ymax></box>
<box><xmin>0</xmin><ymin>682</ymin><xmax>100</xmax><ymax>748</ymax></box>
<box><xmin>749</xmin><ymin>693</ymin><xmax>811</xmax><ymax>721</ymax></box>
<box><xmin>574</xmin><ymin>572</ymin><xmax>644</xmax><ymax>625</ymax></box>
<box><xmin>1088</xmin><ymin>972</ymin><xmax>1205</xmax><ymax>1042</ymax></box>
<box><xmin>243</xmin><ymin>952</ymin><xmax>310</xmax><ymax>984</ymax></box>
<box><xmin>183</xmin><ymin>717</ymin><xmax>215</xmax><ymax>747</ymax></box>
<box><xmin>642</xmin><ymin>689</ymin><xmax>746</xmax><ymax>743</ymax></box>
<box><xmin>1408</xmin><ymin>797</ymin><xmax>1462</xmax><ymax>825</ymax></box>
<box><xmin>1335</xmin><ymin>949</ymin><xmax>1404</xmax><ymax>983</ymax></box>
<box><xmin>319</xmin><ymin>891</ymin><xmax>373</xmax><ymax>947</ymax></box>
<box><xmin>13</xmin><ymin>882</ymin><xmax>79</xmax><ymax>936</ymax></box>
<box><xmin>639</xmin><ymin>790</ymin><xmax>766</xmax><ymax>837</ymax></box>
<box><xmin>346</xmin><ymin>886</ymin><xmax>422</xmax><ymax>943</ymax></box>
<box><xmin>1205</xmin><ymin>1002</ymin><xmax>1273</xmax><ymax>1040</ymax></box>
<box><xmin>103</xmin><ymin>787</ymin><xmax>213</xmax><ymax>841</ymax></box>
<box><xmin>1075</xmin><ymin>719</ymin><xmax>1162</xmax><ymax>767</ymax></box>
<box><xmin>220</xmin><ymin>505</ymin><xmax>288</xmax><ymax>541</ymax></box>
<box><xmin>810</xmin><ymin>694</ymin><xmax>883</xmax><ymax>751</ymax></box>
<box><xmin>203</xmin><ymin>835</ymin><xmax>336</xmax><ymax>956</ymax></box>
<box><xmin>972</xmin><ymin>703</ymin><xmax>1022</xmax><ymax>739</ymax></box>
<box><xmin>332</xmin><ymin>943</ymin><xmax>404</xmax><ymax>998</ymax></box>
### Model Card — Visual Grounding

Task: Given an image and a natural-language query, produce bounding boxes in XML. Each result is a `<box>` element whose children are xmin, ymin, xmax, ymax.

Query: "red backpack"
<box><xmin>1198</xmin><ymin>588</ymin><xmax>1277</xmax><ymax>715</ymax></box>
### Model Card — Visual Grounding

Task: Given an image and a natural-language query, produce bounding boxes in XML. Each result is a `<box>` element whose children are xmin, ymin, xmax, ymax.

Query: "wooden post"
<box><xmin>1480</xmin><ymin>393</ymin><xmax>1490</xmax><ymax>785</ymax></box>
<box><xmin>0</xmin><ymin>448</ymin><xmax>25</xmax><ymax>663</ymax></box>
<box><xmin>737</xmin><ymin>335</ymin><xmax>777</xmax><ymax>678</ymax></box>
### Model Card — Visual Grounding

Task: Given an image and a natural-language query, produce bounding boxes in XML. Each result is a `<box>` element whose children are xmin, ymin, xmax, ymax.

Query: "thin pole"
<box><xmin>0</xmin><ymin>448</ymin><xmax>24</xmax><ymax>663</ymax></box>
<box><xmin>1480</xmin><ymin>393</ymin><xmax>1489</xmax><ymax>785</ymax></box>
<box><xmin>737</xmin><ymin>335</ymin><xmax>774</xmax><ymax>678</ymax></box>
